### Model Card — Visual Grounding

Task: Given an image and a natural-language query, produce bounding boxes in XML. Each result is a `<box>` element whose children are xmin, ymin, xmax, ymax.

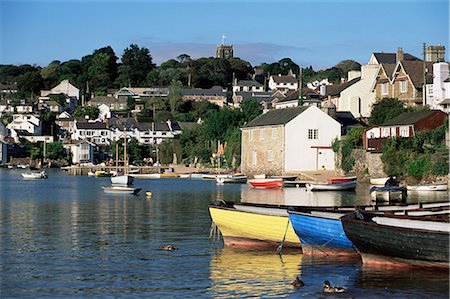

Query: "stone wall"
<box><xmin>335</xmin><ymin>147</ymin><xmax>387</xmax><ymax>180</ymax></box>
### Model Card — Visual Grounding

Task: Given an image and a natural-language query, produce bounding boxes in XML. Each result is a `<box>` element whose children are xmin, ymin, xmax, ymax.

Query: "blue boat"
<box><xmin>288</xmin><ymin>208</ymin><xmax>357</xmax><ymax>256</ymax></box>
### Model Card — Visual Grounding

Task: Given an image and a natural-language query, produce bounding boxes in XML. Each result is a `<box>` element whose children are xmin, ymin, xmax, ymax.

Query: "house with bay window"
<box><xmin>241</xmin><ymin>106</ymin><xmax>341</xmax><ymax>176</ymax></box>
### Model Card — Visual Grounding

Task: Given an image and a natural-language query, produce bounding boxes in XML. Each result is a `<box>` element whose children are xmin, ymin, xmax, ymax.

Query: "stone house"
<box><xmin>181</xmin><ymin>86</ymin><xmax>227</xmax><ymax>107</ymax></box>
<box><xmin>241</xmin><ymin>106</ymin><xmax>341</xmax><ymax>176</ymax></box>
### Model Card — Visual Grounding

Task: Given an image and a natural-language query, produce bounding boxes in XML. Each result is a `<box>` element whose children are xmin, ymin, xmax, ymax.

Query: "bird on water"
<box><xmin>323</xmin><ymin>280</ymin><xmax>346</xmax><ymax>293</ymax></box>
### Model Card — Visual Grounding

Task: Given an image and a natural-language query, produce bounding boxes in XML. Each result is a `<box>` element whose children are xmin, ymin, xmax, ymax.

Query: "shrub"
<box><xmin>407</xmin><ymin>155</ymin><xmax>432</xmax><ymax>178</ymax></box>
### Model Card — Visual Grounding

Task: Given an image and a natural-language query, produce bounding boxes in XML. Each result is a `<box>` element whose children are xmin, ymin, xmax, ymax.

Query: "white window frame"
<box><xmin>308</xmin><ymin>129</ymin><xmax>318</xmax><ymax>140</ymax></box>
<box><xmin>400</xmin><ymin>126</ymin><xmax>408</xmax><ymax>137</ymax></box>
<box><xmin>249</xmin><ymin>129</ymin><xmax>254</xmax><ymax>141</ymax></box>
<box><xmin>267</xmin><ymin>150</ymin><xmax>273</xmax><ymax>162</ymax></box>
<box><xmin>260</xmin><ymin>128</ymin><xmax>264</xmax><ymax>140</ymax></box>
<box><xmin>252</xmin><ymin>150</ymin><xmax>257</xmax><ymax>166</ymax></box>
<box><xmin>400</xmin><ymin>80</ymin><xmax>408</xmax><ymax>93</ymax></box>
<box><xmin>272</xmin><ymin>128</ymin><xmax>277</xmax><ymax>139</ymax></box>
<box><xmin>381</xmin><ymin>83</ymin><xmax>388</xmax><ymax>95</ymax></box>
<box><xmin>382</xmin><ymin>127</ymin><xmax>390</xmax><ymax>137</ymax></box>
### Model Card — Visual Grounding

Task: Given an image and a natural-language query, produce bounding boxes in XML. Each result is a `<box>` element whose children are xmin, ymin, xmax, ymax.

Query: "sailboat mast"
<box><xmin>115</xmin><ymin>143</ymin><xmax>118</xmax><ymax>173</ymax></box>
<box><xmin>124</xmin><ymin>128</ymin><xmax>127</xmax><ymax>175</ymax></box>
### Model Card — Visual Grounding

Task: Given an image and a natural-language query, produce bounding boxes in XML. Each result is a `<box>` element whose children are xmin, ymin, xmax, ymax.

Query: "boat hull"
<box><xmin>305</xmin><ymin>181</ymin><xmax>357</xmax><ymax>191</ymax></box>
<box><xmin>102</xmin><ymin>186</ymin><xmax>141</xmax><ymax>195</ymax></box>
<box><xmin>342</xmin><ymin>212</ymin><xmax>449</xmax><ymax>269</ymax></box>
<box><xmin>208</xmin><ymin>205</ymin><xmax>300</xmax><ymax>249</ymax></box>
<box><xmin>406</xmin><ymin>184</ymin><xmax>448</xmax><ymax>191</ymax></box>
<box><xmin>248</xmin><ymin>178</ymin><xmax>283</xmax><ymax>189</ymax></box>
<box><xmin>288</xmin><ymin>210</ymin><xmax>356</xmax><ymax>256</ymax></box>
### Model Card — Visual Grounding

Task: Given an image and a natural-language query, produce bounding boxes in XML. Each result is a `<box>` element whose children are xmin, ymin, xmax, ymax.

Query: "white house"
<box><xmin>336</xmin><ymin>65</ymin><xmax>379</xmax><ymax>118</ymax></box>
<box><xmin>268</xmin><ymin>74</ymin><xmax>298</xmax><ymax>94</ymax></box>
<box><xmin>232</xmin><ymin>79</ymin><xmax>264</xmax><ymax>92</ymax></box>
<box><xmin>73</xmin><ymin>121</ymin><xmax>110</xmax><ymax>145</ymax></box>
<box><xmin>7</xmin><ymin>114</ymin><xmax>42</xmax><ymax>141</ymax></box>
<box><xmin>41</xmin><ymin>79</ymin><xmax>80</xmax><ymax>100</ymax></box>
<box><xmin>68</xmin><ymin>140</ymin><xmax>95</xmax><ymax>164</ymax></box>
<box><xmin>431</xmin><ymin>62</ymin><xmax>450</xmax><ymax>111</ymax></box>
<box><xmin>241</xmin><ymin>106</ymin><xmax>341</xmax><ymax>175</ymax></box>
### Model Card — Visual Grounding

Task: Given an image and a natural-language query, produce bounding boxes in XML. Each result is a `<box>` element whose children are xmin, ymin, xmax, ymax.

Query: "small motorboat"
<box><xmin>248</xmin><ymin>178</ymin><xmax>283</xmax><ymax>189</ymax></box>
<box><xmin>111</xmin><ymin>174</ymin><xmax>134</xmax><ymax>185</ymax></box>
<box><xmin>21</xmin><ymin>171</ymin><xmax>48</xmax><ymax>179</ymax></box>
<box><xmin>102</xmin><ymin>186</ymin><xmax>141</xmax><ymax>195</ymax></box>
<box><xmin>327</xmin><ymin>176</ymin><xmax>357</xmax><ymax>183</ymax></box>
<box><xmin>369</xmin><ymin>177</ymin><xmax>390</xmax><ymax>186</ymax></box>
<box><xmin>95</xmin><ymin>170</ymin><xmax>112</xmax><ymax>177</ymax></box>
<box><xmin>305</xmin><ymin>180</ymin><xmax>357</xmax><ymax>191</ymax></box>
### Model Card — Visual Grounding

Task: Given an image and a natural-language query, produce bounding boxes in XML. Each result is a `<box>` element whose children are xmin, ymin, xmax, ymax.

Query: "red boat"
<box><xmin>248</xmin><ymin>178</ymin><xmax>284</xmax><ymax>189</ymax></box>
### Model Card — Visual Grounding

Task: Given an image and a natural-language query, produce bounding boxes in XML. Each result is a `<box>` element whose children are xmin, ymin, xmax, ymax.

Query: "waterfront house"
<box><xmin>363</xmin><ymin>110</ymin><xmax>447</xmax><ymax>152</ymax></box>
<box><xmin>241</xmin><ymin>105</ymin><xmax>341</xmax><ymax>176</ymax></box>
<box><xmin>67</xmin><ymin>139</ymin><xmax>96</xmax><ymax>164</ymax></box>
<box><xmin>7</xmin><ymin>114</ymin><xmax>42</xmax><ymax>142</ymax></box>
<box><xmin>73</xmin><ymin>120</ymin><xmax>110</xmax><ymax>145</ymax></box>
<box><xmin>431</xmin><ymin>62</ymin><xmax>450</xmax><ymax>111</ymax></box>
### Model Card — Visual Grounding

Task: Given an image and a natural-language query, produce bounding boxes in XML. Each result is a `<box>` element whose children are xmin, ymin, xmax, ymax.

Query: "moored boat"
<box><xmin>370</xmin><ymin>186</ymin><xmax>407</xmax><ymax>202</ymax></box>
<box><xmin>248</xmin><ymin>178</ymin><xmax>283</xmax><ymax>189</ymax></box>
<box><xmin>21</xmin><ymin>171</ymin><xmax>48</xmax><ymax>179</ymax></box>
<box><xmin>208</xmin><ymin>201</ymin><xmax>300</xmax><ymax>249</ymax></box>
<box><xmin>370</xmin><ymin>177</ymin><xmax>390</xmax><ymax>186</ymax></box>
<box><xmin>341</xmin><ymin>210</ymin><xmax>450</xmax><ymax>269</ymax></box>
<box><xmin>216</xmin><ymin>174</ymin><xmax>248</xmax><ymax>184</ymax></box>
<box><xmin>95</xmin><ymin>170</ymin><xmax>112</xmax><ymax>177</ymax></box>
<box><xmin>111</xmin><ymin>174</ymin><xmax>134</xmax><ymax>185</ymax></box>
<box><xmin>305</xmin><ymin>180</ymin><xmax>357</xmax><ymax>191</ymax></box>
<box><xmin>406</xmin><ymin>184</ymin><xmax>448</xmax><ymax>192</ymax></box>
<box><xmin>327</xmin><ymin>176</ymin><xmax>357</xmax><ymax>183</ymax></box>
<box><xmin>288</xmin><ymin>208</ymin><xmax>357</xmax><ymax>256</ymax></box>
<box><xmin>102</xmin><ymin>186</ymin><xmax>141</xmax><ymax>195</ymax></box>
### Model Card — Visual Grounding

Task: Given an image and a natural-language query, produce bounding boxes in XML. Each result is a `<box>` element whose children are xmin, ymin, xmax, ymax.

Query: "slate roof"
<box><xmin>333</xmin><ymin>111</ymin><xmax>360</xmax><ymax>127</ymax></box>
<box><xmin>108</xmin><ymin>117</ymin><xmax>138</xmax><ymax>130</ymax></box>
<box><xmin>271</xmin><ymin>75</ymin><xmax>297</xmax><ymax>84</ymax></box>
<box><xmin>373</xmin><ymin>52</ymin><xmax>420</xmax><ymax>64</ymax></box>
<box><xmin>182</xmin><ymin>86</ymin><xmax>226</xmax><ymax>96</ymax></box>
<box><xmin>76</xmin><ymin>122</ymin><xmax>108</xmax><ymax>130</ymax></box>
<box><xmin>244</xmin><ymin>106</ymin><xmax>308</xmax><ymax>128</ymax></box>
<box><xmin>236</xmin><ymin>80</ymin><xmax>263</xmax><ymax>87</ymax></box>
<box><xmin>381</xmin><ymin>63</ymin><xmax>396</xmax><ymax>79</ymax></box>
<box><xmin>399</xmin><ymin>61</ymin><xmax>434</xmax><ymax>88</ymax></box>
<box><xmin>327</xmin><ymin>77</ymin><xmax>361</xmax><ymax>97</ymax></box>
<box><xmin>381</xmin><ymin>110</ymin><xmax>440</xmax><ymax>126</ymax></box>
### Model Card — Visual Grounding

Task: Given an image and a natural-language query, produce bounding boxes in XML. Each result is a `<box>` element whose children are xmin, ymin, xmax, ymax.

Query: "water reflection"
<box><xmin>208</xmin><ymin>248</ymin><xmax>302</xmax><ymax>298</ymax></box>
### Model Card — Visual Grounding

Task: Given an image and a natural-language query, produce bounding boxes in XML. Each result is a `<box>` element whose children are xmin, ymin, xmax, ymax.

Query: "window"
<box><xmin>249</xmin><ymin>129</ymin><xmax>254</xmax><ymax>141</ymax></box>
<box><xmin>260</xmin><ymin>128</ymin><xmax>264</xmax><ymax>140</ymax></box>
<box><xmin>252</xmin><ymin>150</ymin><xmax>257</xmax><ymax>166</ymax></box>
<box><xmin>400</xmin><ymin>127</ymin><xmax>408</xmax><ymax>137</ymax></box>
<box><xmin>382</xmin><ymin>127</ymin><xmax>390</xmax><ymax>137</ymax></box>
<box><xmin>272</xmin><ymin>128</ymin><xmax>277</xmax><ymax>139</ymax></box>
<box><xmin>400</xmin><ymin>80</ymin><xmax>408</xmax><ymax>93</ymax></box>
<box><xmin>267</xmin><ymin>150</ymin><xmax>273</xmax><ymax>162</ymax></box>
<box><xmin>381</xmin><ymin>83</ymin><xmax>388</xmax><ymax>95</ymax></box>
<box><xmin>308</xmin><ymin>129</ymin><xmax>318</xmax><ymax>140</ymax></box>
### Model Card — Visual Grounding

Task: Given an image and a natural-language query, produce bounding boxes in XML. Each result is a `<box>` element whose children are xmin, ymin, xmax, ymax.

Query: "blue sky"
<box><xmin>0</xmin><ymin>0</ymin><xmax>448</xmax><ymax>69</ymax></box>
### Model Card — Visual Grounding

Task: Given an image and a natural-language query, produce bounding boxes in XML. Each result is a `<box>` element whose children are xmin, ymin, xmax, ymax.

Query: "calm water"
<box><xmin>0</xmin><ymin>168</ymin><xmax>448</xmax><ymax>298</ymax></box>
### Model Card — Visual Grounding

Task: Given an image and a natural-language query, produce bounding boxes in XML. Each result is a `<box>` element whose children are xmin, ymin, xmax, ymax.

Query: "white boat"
<box><xmin>253</xmin><ymin>174</ymin><xmax>266</xmax><ymax>179</ymax></box>
<box><xmin>102</xmin><ymin>186</ymin><xmax>141</xmax><ymax>195</ymax></box>
<box><xmin>305</xmin><ymin>180</ymin><xmax>357</xmax><ymax>191</ymax></box>
<box><xmin>370</xmin><ymin>186</ymin><xmax>407</xmax><ymax>202</ymax></box>
<box><xmin>179</xmin><ymin>173</ymin><xmax>191</xmax><ymax>179</ymax></box>
<box><xmin>369</xmin><ymin>177</ymin><xmax>390</xmax><ymax>186</ymax></box>
<box><xmin>131</xmin><ymin>173</ymin><xmax>161</xmax><ymax>179</ymax></box>
<box><xmin>190</xmin><ymin>173</ymin><xmax>206</xmax><ymax>180</ymax></box>
<box><xmin>406</xmin><ymin>184</ymin><xmax>448</xmax><ymax>192</ymax></box>
<box><xmin>87</xmin><ymin>171</ymin><xmax>95</xmax><ymax>176</ymax></box>
<box><xmin>216</xmin><ymin>174</ymin><xmax>248</xmax><ymax>184</ymax></box>
<box><xmin>111</xmin><ymin>175</ymin><xmax>134</xmax><ymax>185</ymax></box>
<box><xmin>21</xmin><ymin>171</ymin><xmax>47</xmax><ymax>179</ymax></box>
<box><xmin>203</xmin><ymin>174</ymin><xmax>218</xmax><ymax>180</ymax></box>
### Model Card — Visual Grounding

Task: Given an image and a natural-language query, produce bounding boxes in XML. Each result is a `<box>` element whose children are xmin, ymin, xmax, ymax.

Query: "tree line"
<box><xmin>0</xmin><ymin>44</ymin><xmax>361</xmax><ymax>100</ymax></box>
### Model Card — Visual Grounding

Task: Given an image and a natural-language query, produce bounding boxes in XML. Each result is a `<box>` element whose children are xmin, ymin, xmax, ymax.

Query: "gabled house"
<box><xmin>364</xmin><ymin>110</ymin><xmax>447</xmax><ymax>152</ymax></box>
<box><xmin>372</xmin><ymin>63</ymin><xmax>396</xmax><ymax>99</ymax></box>
<box><xmin>7</xmin><ymin>114</ymin><xmax>42</xmax><ymax>137</ymax></box>
<box><xmin>66</xmin><ymin>139</ymin><xmax>96</xmax><ymax>164</ymax></box>
<box><xmin>38</xmin><ymin>100</ymin><xmax>62</xmax><ymax>113</ymax></box>
<box><xmin>268</xmin><ymin>74</ymin><xmax>298</xmax><ymax>94</ymax></box>
<box><xmin>241</xmin><ymin>106</ymin><xmax>341</xmax><ymax>176</ymax></box>
<box><xmin>72</xmin><ymin>121</ymin><xmax>110</xmax><ymax>145</ymax></box>
<box><xmin>232</xmin><ymin>79</ymin><xmax>264</xmax><ymax>92</ymax></box>
<box><xmin>181</xmin><ymin>86</ymin><xmax>227</xmax><ymax>107</ymax></box>
<box><xmin>40</xmin><ymin>79</ymin><xmax>80</xmax><ymax>100</ymax></box>
<box><xmin>431</xmin><ymin>62</ymin><xmax>450</xmax><ymax>111</ymax></box>
<box><xmin>232</xmin><ymin>91</ymin><xmax>275</xmax><ymax>108</ymax></box>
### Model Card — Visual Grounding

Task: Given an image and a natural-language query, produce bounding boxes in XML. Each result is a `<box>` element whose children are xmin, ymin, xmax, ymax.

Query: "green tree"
<box><xmin>74</xmin><ymin>106</ymin><xmax>99</xmax><ymax>119</ymax></box>
<box><xmin>45</xmin><ymin>141</ymin><xmax>66</xmax><ymax>160</ymax></box>
<box><xmin>118</xmin><ymin>44</ymin><xmax>155</xmax><ymax>86</ymax></box>
<box><xmin>168</xmin><ymin>80</ymin><xmax>183</xmax><ymax>115</ymax></box>
<box><xmin>88</xmin><ymin>52</ymin><xmax>111</xmax><ymax>95</ymax></box>
<box><xmin>240</xmin><ymin>98</ymin><xmax>262</xmax><ymax>124</ymax></box>
<box><xmin>369</xmin><ymin>98</ymin><xmax>406</xmax><ymax>125</ymax></box>
<box><xmin>16</xmin><ymin>70</ymin><xmax>44</xmax><ymax>97</ymax></box>
<box><xmin>40</xmin><ymin>60</ymin><xmax>61</xmax><ymax>89</ymax></box>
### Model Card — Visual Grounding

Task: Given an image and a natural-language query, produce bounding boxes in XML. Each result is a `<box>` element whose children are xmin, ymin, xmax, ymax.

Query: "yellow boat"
<box><xmin>160</xmin><ymin>173</ymin><xmax>180</xmax><ymax>178</ymax></box>
<box><xmin>95</xmin><ymin>170</ymin><xmax>112</xmax><ymax>177</ymax></box>
<box><xmin>208</xmin><ymin>202</ymin><xmax>301</xmax><ymax>249</ymax></box>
